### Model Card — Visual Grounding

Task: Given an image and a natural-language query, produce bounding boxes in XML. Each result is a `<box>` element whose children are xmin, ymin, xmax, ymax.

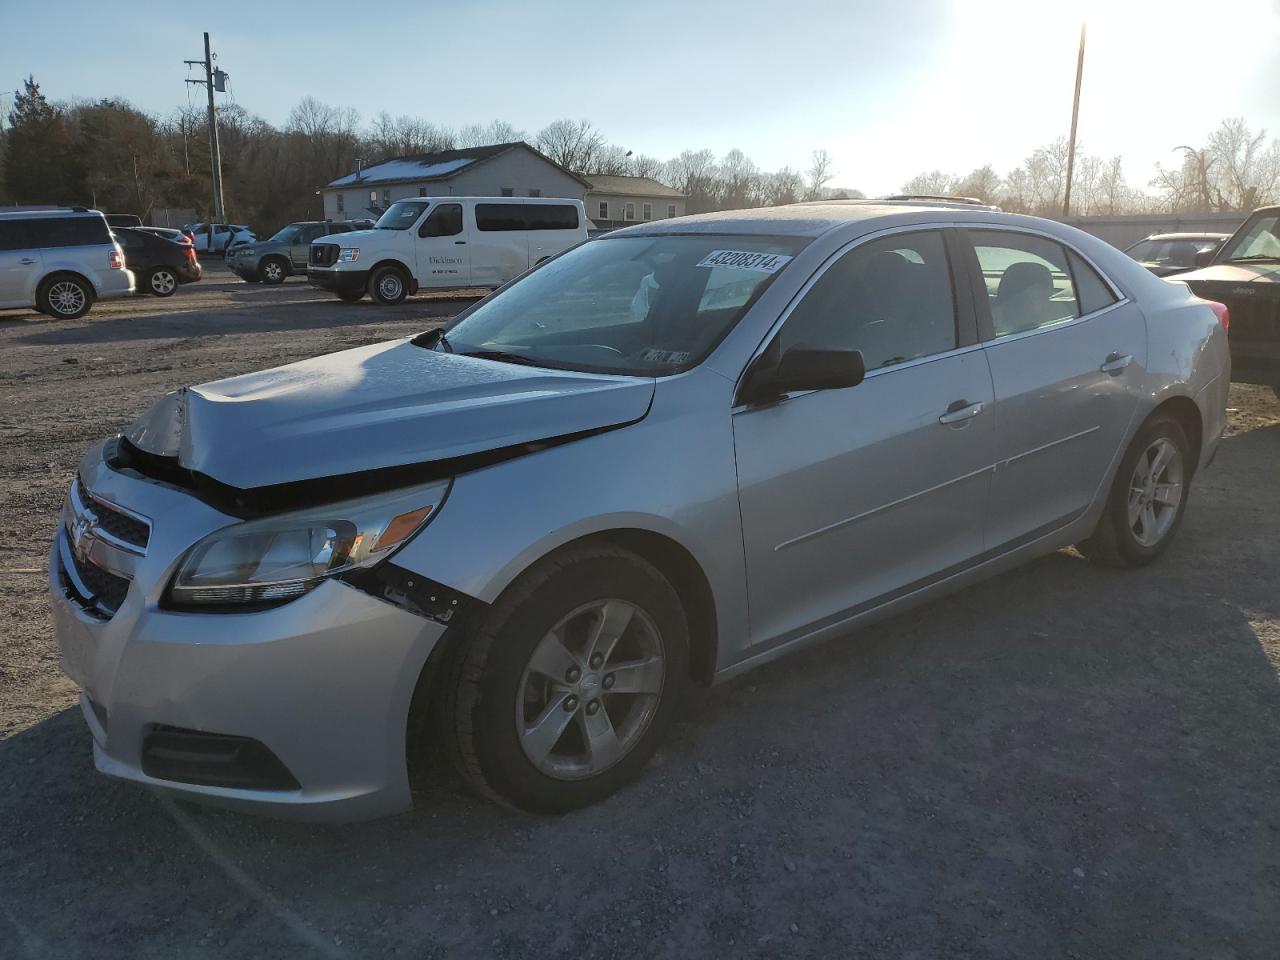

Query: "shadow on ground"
<box><xmin>2</xmin><ymin>431</ymin><xmax>1277</xmax><ymax>960</ymax></box>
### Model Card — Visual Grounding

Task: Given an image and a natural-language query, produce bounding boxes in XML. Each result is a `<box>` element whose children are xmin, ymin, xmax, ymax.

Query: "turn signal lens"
<box><xmin>1205</xmin><ymin>300</ymin><xmax>1229</xmax><ymax>332</ymax></box>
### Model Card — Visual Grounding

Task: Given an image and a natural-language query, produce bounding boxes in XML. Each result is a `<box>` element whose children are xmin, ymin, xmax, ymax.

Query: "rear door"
<box><xmin>526</xmin><ymin>203</ymin><xmax>583</xmax><ymax>264</ymax></box>
<box><xmin>471</xmin><ymin>202</ymin><xmax>530</xmax><ymax>286</ymax></box>
<box><xmin>960</xmin><ymin>228</ymin><xmax>1145</xmax><ymax>548</ymax></box>
<box><xmin>734</xmin><ymin>229</ymin><xmax>995</xmax><ymax>647</ymax></box>
<box><xmin>291</xmin><ymin>225</ymin><xmax>324</xmax><ymax>268</ymax></box>
<box><xmin>415</xmin><ymin>202</ymin><xmax>470</xmax><ymax>287</ymax></box>
<box><xmin>0</xmin><ymin>220</ymin><xmax>41</xmax><ymax>307</ymax></box>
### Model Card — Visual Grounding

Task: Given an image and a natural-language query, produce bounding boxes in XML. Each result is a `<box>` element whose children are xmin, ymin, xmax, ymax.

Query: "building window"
<box><xmin>642</xmin><ymin>202</ymin><xmax>652</xmax><ymax>221</ymax></box>
<box><xmin>382</xmin><ymin>189</ymin><xmax>391</xmax><ymax>207</ymax></box>
<box><xmin>501</xmin><ymin>187</ymin><xmax>514</xmax><ymax>197</ymax></box>
<box><xmin>598</xmin><ymin>201</ymin><xmax>609</xmax><ymax>220</ymax></box>
<box><xmin>336</xmin><ymin>193</ymin><xmax>344</xmax><ymax>213</ymax></box>
<box><xmin>667</xmin><ymin>203</ymin><xmax>676</xmax><ymax>218</ymax></box>
<box><xmin>418</xmin><ymin>187</ymin><xmax>427</xmax><ymax>197</ymax></box>
<box><xmin>624</xmin><ymin>202</ymin><xmax>635</xmax><ymax>221</ymax></box>
<box><xmin>369</xmin><ymin>190</ymin><xmax>377</xmax><ymax>205</ymax></box>
<box><xmin>528</xmin><ymin>188</ymin><xmax>541</xmax><ymax>198</ymax></box>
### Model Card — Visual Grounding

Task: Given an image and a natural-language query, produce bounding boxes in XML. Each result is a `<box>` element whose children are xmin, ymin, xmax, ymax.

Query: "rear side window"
<box><xmin>419</xmin><ymin>203</ymin><xmax>463</xmax><ymax>238</ymax></box>
<box><xmin>475</xmin><ymin>203</ymin><xmax>580</xmax><ymax>232</ymax></box>
<box><xmin>114</xmin><ymin>230</ymin><xmax>144</xmax><ymax>251</ymax></box>
<box><xmin>29</xmin><ymin>216</ymin><xmax>111</xmax><ymax>248</ymax></box>
<box><xmin>1068</xmin><ymin>252</ymin><xmax>1118</xmax><ymax>315</ymax></box>
<box><xmin>971</xmin><ymin>231</ymin><xmax>1079</xmax><ymax>337</ymax></box>
<box><xmin>0</xmin><ymin>220</ymin><xmax>32</xmax><ymax>251</ymax></box>
<box><xmin>475</xmin><ymin>203</ymin><xmax>527</xmax><ymax>232</ymax></box>
<box><xmin>525</xmin><ymin>204</ymin><xmax>579</xmax><ymax>231</ymax></box>
<box><xmin>779</xmin><ymin>230</ymin><xmax>957</xmax><ymax>371</ymax></box>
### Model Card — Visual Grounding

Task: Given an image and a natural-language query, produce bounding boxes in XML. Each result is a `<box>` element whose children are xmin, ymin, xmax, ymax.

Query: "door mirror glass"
<box><xmin>1194</xmin><ymin>248</ymin><xmax>1216</xmax><ymax>268</ymax></box>
<box><xmin>743</xmin><ymin>347</ymin><xmax>865</xmax><ymax>404</ymax></box>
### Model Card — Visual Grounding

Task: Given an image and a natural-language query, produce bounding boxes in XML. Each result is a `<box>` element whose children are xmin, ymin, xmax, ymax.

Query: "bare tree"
<box><xmin>457</xmin><ymin>119</ymin><xmax>526</xmax><ymax>147</ymax></box>
<box><xmin>535</xmin><ymin>119</ymin><xmax>605</xmax><ymax>172</ymax></box>
<box><xmin>629</xmin><ymin>153</ymin><xmax>664</xmax><ymax>179</ymax></box>
<box><xmin>590</xmin><ymin>144</ymin><xmax>634</xmax><ymax>176</ymax></box>
<box><xmin>367</xmin><ymin>112</ymin><xmax>455</xmax><ymax>158</ymax></box>
<box><xmin>806</xmin><ymin>148</ymin><xmax>834</xmax><ymax>200</ymax></box>
<box><xmin>900</xmin><ymin>170</ymin><xmax>955</xmax><ymax>196</ymax></box>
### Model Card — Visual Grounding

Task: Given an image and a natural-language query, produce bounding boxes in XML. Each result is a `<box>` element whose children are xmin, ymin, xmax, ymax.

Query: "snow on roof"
<box><xmin>328</xmin><ymin>157</ymin><xmax>476</xmax><ymax>187</ymax></box>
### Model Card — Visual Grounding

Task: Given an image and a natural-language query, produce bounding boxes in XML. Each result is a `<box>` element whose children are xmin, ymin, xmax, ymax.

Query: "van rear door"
<box><xmin>415</xmin><ymin>202</ymin><xmax>470</xmax><ymax>287</ymax></box>
<box><xmin>471</xmin><ymin>202</ymin><xmax>530</xmax><ymax>287</ymax></box>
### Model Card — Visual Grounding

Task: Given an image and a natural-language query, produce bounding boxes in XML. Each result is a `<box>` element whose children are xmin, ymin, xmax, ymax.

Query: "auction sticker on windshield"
<box><xmin>695</xmin><ymin>250</ymin><xmax>793</xmax><ymax>273</ymax></box>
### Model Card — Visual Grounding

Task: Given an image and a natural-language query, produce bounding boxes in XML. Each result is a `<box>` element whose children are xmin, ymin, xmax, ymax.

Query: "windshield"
<box><xmin>375</xmin><ymin>200</ymin><xmax>430</xmax><ymax>230</ymax></box>
<box><xmin>1125</xmin><ymin>237</ymin><xmax>1220</xmax><ymax>268</ymax></box>
<box><xmin>1219</xmin><ymin>214</ymin><xmax>1280</xmax><ymax>261</ymax></box>
<box><xmin>269</xmin><ymin>225</ymin><xmax>302</xmax><ymax>243</ymax></box>
<box><xmin>439</xmin><ymin>234</ymin><xmax>807</xmax><ymax>375</ymax></box>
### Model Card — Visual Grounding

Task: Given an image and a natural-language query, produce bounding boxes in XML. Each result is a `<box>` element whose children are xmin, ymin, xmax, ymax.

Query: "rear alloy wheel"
<box><xmin>369</xmin><ymin>265</ymin><xmax>409</xmax><ymax>305</ymax></box>
<box><xmin>1077</xmin><ymin>413</ymin><xmax>1191</xmax><ymax>567</ymax></box>
<box><xmin>148</xmin><ymin>267</ymin><xmax>178</xmax><ymax>297</ymax></box>
<box><xmin>442</xmin><ymin>544</ymin><xmax>688</xmax><ymax>813</ymax></box>
<box><xmin>259</xmin><ymin>257</ymin><xmax>288</xmax><ymax>285</ymax></box>
<box><xmin>38</xmin><ymin>275</ymin><xmax>94</xmax><ymax>319</ymax></box>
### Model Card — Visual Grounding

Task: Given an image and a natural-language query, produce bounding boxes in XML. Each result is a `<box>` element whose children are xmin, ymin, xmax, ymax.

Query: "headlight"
<box><xmin>166</xmin><ymin>479</ymin><xmax>449</xmax><ymax>608</ymax></box>
<box><xmin>338</xmin><ymin>247</ymin><xmax>360</xmax><ymax>262</ymax></box>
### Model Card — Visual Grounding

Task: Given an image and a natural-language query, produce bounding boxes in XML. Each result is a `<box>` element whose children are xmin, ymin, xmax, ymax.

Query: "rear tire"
<box><xmin>259</xmin><ymin>256</ymin><xmax>288</xmax><ymax>285</ymax></box>
<box><xmin>1077</xmin><ymin>413</ymin><xmax>1191</xmax><ymax>567</ymax></box>
<box><xmin>147</xmin><ymin>267</ymin><xmax>178</xmax><ymax>297</ymax></box>
<box><xmin>37</xmin><ymin>274</ymin><xmax>94</xmax><ymax>319</ymax></box>
<box><xmin>369</xmin><ymin>265</ymin><xmax>409</xmax><ymax>305</ymax></box>
<box><xmin>439</xmin><ymin>544</ymin><xmax>688</xmax><ymax>813</ymax></box>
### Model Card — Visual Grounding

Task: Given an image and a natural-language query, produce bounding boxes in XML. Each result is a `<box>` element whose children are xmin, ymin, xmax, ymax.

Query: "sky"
<box><xmin>4</xmin><ymin>0</ymin><xmax>1280</xmax><ymax>195</ymax></box>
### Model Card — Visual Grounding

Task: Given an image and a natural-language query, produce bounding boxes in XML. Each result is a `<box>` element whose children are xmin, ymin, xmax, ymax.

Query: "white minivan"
<box><xmin>307</xmin><ymin>197</ymin><xmax>587</xmax><ymax>304</ymax></box>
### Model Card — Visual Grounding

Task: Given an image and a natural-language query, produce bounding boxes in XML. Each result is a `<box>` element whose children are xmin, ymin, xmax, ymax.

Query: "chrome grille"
<box><xmin>58</xmin><ymin>479</ymin><xmax>150</xmax><ymax>619</ymax></box>
<box><xmin>310</xmin><ymin>243</ymin><xmax>339</xmax><ymax>267</ymax></box>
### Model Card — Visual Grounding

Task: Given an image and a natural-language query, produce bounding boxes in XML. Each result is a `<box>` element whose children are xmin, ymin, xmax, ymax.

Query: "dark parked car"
<box><xmin>1123</xmin><ymin>233</ymin><xmax>1229</xmax><ymax>277</ymax></box>
<box><xmin>227</xmin><ymin>220</ymin><xmax>372</xmax><ymax>283</ymax></box>
<box><xmin>103</xmin><ymin>213</ymin><xmax>143</xmax><ymax>229</ymax></box>
<box><xmin>112</xmin><ymin>227</ymin><xmax>203</xmax><ymax>297</ymax></box>
<box><xmin>1178</xmin><ymin>206</ymin><xmax>1280</xmax><ymax>393</ymax></box>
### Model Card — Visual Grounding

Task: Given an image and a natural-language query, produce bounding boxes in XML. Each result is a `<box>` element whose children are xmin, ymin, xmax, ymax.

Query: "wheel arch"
<box><xmin>367</xmin><ymin>257</ymin><xmax>413</xmax><ymax>279</ymax></box>
<box><xmin>38</xmin><ymin>269</ymin><xmax>97</xmax><ymax>297</ymax></box>
<box><xmin>1148</xmin><ymin>393</ymin><xmax>1203</xmax><ymax>476</ymax></box>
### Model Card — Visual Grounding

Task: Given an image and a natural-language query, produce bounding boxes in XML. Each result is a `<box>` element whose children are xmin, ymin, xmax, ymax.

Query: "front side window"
<box><xmin>1219</xmin><ymin>214</ymin><xmax>1280</xmax><ymax>262</ymax></box>
<box><xmin>374</xmin><ymin>200</ymin><xmax>430</xmax><ymax>230</ymax></box>
<box><xmin>778</xmin><ymin>231</ymin><xmax>956</xmax><ymax>371</ymax></box>
<box><xmin>419</xmin><ymin>203</ymin><xmax>463</xmax><ymax>238</ymax></box>
<box><xmin>0</xmin><ymin>221</ymin><xmax>30</xmax><ymax>251</ymax></box>
<box><xmin>439</xmin><ymin>234</ymin><xmax>806</xmax><ymax>375</ymax></box>
<box><xmin>972</xmin><ymin>231</ymin><xmax>1079</xmax><ymax>337</ymax></box>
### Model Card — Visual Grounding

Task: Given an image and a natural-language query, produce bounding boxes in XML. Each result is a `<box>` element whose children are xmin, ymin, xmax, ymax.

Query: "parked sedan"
<box><xmin>112</xmin><ymin>227</ymin><xmax>202</xmax><ymax>297</ymax></box>
<box><xmin>51</xmin><ymin>202</ymin><xmax>1229</xmax><ymax>821</ymax></box>
<box><xmin>1123</xmin><ymin>232</ymin><xmax>1229</xmax><ymax>277</ymax></box>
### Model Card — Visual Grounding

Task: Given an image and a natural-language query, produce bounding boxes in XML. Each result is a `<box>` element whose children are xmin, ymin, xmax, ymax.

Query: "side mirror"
<box><xmin>1194</xmin><ymin>249</ymin><xmax>1216</xmax><ymax>268</ymax></box>
<box><xmin>741</xmin><ymin>346</ymin><xmax>866</xmax><ymax>405</ymax></box>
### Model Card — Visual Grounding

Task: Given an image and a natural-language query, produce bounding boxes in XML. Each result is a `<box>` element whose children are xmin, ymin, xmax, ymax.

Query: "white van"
<box><xmin>307</xmin><ymin>197</ymin><xmax>587</xmax><ymax>304</ymax></box>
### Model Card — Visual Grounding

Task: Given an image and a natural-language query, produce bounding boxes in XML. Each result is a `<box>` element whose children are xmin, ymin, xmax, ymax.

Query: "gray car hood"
<box><xmin>124</xmin><ymin>339</ymin><xmax>654</xmax><ymax>490</ymax></box>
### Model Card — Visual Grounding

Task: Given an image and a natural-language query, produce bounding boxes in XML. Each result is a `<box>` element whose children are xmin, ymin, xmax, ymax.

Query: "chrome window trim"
<box><xmin>960</xmin><ymin>222</ymin><xmax>1132</xmax><ymax>346</ymax></box>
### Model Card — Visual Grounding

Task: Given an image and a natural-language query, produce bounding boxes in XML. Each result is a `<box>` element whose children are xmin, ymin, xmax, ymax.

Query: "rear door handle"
<box><xmin>939</xmin><ymin>400</ymin><xmax>984</xmax><ymax>425</ymax></box>
<box><xmin>1100</xmin><ymin>352</ymin><xmax>1133</xmax><ymax>375</ymax></box>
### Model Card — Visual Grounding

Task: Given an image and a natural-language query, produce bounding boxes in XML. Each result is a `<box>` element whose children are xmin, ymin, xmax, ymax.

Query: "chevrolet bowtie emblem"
<box><xmin>70</xmin><ymin>514</ymin><xmax>98</xmax><ymax>565</ymax></box>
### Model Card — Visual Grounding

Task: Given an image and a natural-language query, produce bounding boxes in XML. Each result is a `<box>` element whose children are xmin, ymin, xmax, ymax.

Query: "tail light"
<box><xmin>1205</xmin><ymin>300</ymin><xmax>1230</xmax><ymax>333</ymax></box>
<box><xmin>184</xmin><ymin>245</ymin><xmax>198</xmax><ymax>265</ymax></box>
<box><xmin>108</xmin><ymin>249</ymin><xmax>124</xmax><ymax>270</ymax></box>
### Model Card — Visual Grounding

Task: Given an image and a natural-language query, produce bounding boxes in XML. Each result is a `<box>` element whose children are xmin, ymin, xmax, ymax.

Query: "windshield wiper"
<box><xmin>459</xmin><ymin>349</ymin><xmax>545</xmax><ymax>368</ymax></box>
<box><xmin>1228</xmin><ymin>255</ymin><xmax>1280</xmax><ymax>262</ymax></box>
<box><xmin>413</xmin><ymin>327</ymin><xmax>454</xmax><ymax>352</ymax></box>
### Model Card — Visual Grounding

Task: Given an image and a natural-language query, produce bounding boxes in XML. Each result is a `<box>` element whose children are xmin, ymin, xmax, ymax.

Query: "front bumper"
<box><xmin>49</xmin><ymin>446</ymin><xmax>447</xmax><ymax>821</ymax></box>
<box><xmin>308</xmin><ymin>266</ymin><xmax>369</xmax><ymax>295</ymax></box>
<box><xmin>227</xmin><ymin>256</ymin><xmax>261</xmax><ymax>280</ymax></box>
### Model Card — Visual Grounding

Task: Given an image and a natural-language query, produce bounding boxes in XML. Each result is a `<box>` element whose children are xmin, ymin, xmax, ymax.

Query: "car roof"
<box><xmin>1139</xmin><ymin>232</ymin><xmax>1231</xmax><ymax>241</ymax></box>
<box><xmin>0</xmin><ymin>207</ymin><xmax>101</xmax><ymax>220</ymax></box>
<box><xmin>607</xmin><ymin>201</ymin><xmax>1042</xmax><ymax>239</ymax></box>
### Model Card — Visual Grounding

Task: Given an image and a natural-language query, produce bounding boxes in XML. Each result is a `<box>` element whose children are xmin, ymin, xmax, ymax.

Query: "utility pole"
<box><xmin>1062</xmin><ymin>21</ymin><xmax>1086</xmax><ymax>219</ymax></box>
<box><xmin>184</xmin><ymin>33</ymin><xmax>227</xmax><ymax>222</ymax></box>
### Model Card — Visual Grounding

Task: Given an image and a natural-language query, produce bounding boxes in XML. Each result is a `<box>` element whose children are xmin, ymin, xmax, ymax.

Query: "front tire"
<box><xmin>337</xmin><ymin>289</ymin><xmax>364</xmax><ymax>303</ymax></box>
<box><xmin>37</xmin><ymin>274</ymin><xmax>94</xmax><ymax>319</ymax></box>
<box><xmin>369</xmin><ymin>265</ymin><xmax>409</xmax><ymax>305</ymax></box>
<box><xmin>441</xmin><ymin>544</ymin><xmax>688</xmax><ymax>813</ymax></box>
<box><xmin>147</xmin><ymin>267</ymin><xmax>178</xmax><ymax>297</ymax></box>
<box><xmin>1077</xmin><ymin>413</ymin><xmax>1191</xmax><ymax>567</ymax></box>
<box><xmin>259</xmin><ymin>256</ymin><xmax>288</xmax><ymax>285</ymax></box>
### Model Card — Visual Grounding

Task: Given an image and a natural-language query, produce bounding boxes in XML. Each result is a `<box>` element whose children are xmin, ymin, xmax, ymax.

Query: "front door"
<box><xmin>963</xmin><ymin>228</ymin><xmax>1146</xmax><ymax>548</ymax></box>
<box><xmin>415</xmin><ymin>202</ymin><xmax>471</xmax><ymax>287</ymax></box>
<box><xmin>734</xmin><ymin>229</ymin><xmax>996</xmax><ymax>648</ymax></box>
<box><xmin>292</xmin><ymin>225</ymin><xmax>327</xmax><ymax>269</ymax></box>
<box><xmin>0</xmin><ymin>220</ymin><xmax>40</xmax><ymax>308</ymax></box>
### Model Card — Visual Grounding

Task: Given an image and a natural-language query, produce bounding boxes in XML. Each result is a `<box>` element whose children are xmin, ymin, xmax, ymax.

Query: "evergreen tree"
<box><xmin>4</xmin><ymin>76</ymin><xmax>84</xmax><ymax>204</ymax></box>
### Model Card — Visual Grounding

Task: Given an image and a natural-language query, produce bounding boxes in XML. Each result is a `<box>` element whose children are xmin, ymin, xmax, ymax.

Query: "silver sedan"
<box><xmin>51</xmin><ymin>200</ymin><xmax>1230</xmax><ymax>820</ymax></box>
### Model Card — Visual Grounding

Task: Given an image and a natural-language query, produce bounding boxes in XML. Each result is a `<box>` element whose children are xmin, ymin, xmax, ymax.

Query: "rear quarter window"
<box><xmin>1068</xmin><ymin>251</ymin><xmax>1119</xmax><ymax>315</ymax></box>
<box><xmin>0</xmin><ymin>220</ymin><xmax>32</xmax><ymax>251</ymax></box>
<box><xmin>525</xmin><ymin>205</ymin><xmax>580</xmax><ymax>231</ymax></box>
<box><xmin>29</xmin><ymin>216</ymin><xmax>111</xmax><ymax>248</ymax></box>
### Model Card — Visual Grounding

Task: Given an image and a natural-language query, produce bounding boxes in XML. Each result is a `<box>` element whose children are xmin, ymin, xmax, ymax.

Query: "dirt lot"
<box><xmin>1</xmin><ymin>266</ymin><xmax>1278</xmax><ymax>959</ymax></box>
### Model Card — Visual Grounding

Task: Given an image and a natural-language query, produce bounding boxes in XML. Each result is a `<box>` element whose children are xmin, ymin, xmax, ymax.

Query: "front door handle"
<box><xmin>939</xmin><ymin>400</ymin><xmax>984</xmax><ymax>425</ymax></box>
<box><xmin>19</xmin><ymin>258</ymin><xmax>36</xmax><ymax>265</ymax></box>
<box><xmin>1100</xmin><ymin>352</ymin><xmax>1133</xmax><ymax>375</ymax></box>
<box><xmin>454</xmin><ymin>240</ymin><xmax>466</xmax><ymax>245</ymax></box>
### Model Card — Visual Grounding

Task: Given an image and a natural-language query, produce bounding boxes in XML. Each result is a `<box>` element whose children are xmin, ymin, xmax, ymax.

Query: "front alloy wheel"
<box><xmin>441</xmin><ymin>544</ymin><xmax>688</xmax><ymax>813</ymax></box>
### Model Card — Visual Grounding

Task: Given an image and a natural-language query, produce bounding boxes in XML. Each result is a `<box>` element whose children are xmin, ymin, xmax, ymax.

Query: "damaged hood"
<box><xmin>125</xmin><ymin>339</ymin><xmax>654</xmax><ymax>490</ymax></box>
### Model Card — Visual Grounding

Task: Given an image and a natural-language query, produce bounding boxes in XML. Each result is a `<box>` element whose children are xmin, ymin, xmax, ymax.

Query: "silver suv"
<box><xmin>227</xmin><ymin>220</ymin><xmax>371</xmax><ymax>284</ymax></box>
<box><xmin>0</xmin><ymin>208</ymin><xmax>134</xmax><ymax>318</ymax></box>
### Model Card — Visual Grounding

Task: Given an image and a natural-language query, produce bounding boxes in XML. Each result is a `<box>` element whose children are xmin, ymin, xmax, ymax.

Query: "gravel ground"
<box><xmin>1</xmin><ymin>267</ymin><xmax>1278</xmax><ymax>959</ymax></box>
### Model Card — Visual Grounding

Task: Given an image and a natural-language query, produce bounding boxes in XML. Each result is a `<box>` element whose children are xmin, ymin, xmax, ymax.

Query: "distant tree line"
<box><xmin>3</xmin><ymin>75</ymin><xmax>1277</xmax><ymax>232</ymax></box>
